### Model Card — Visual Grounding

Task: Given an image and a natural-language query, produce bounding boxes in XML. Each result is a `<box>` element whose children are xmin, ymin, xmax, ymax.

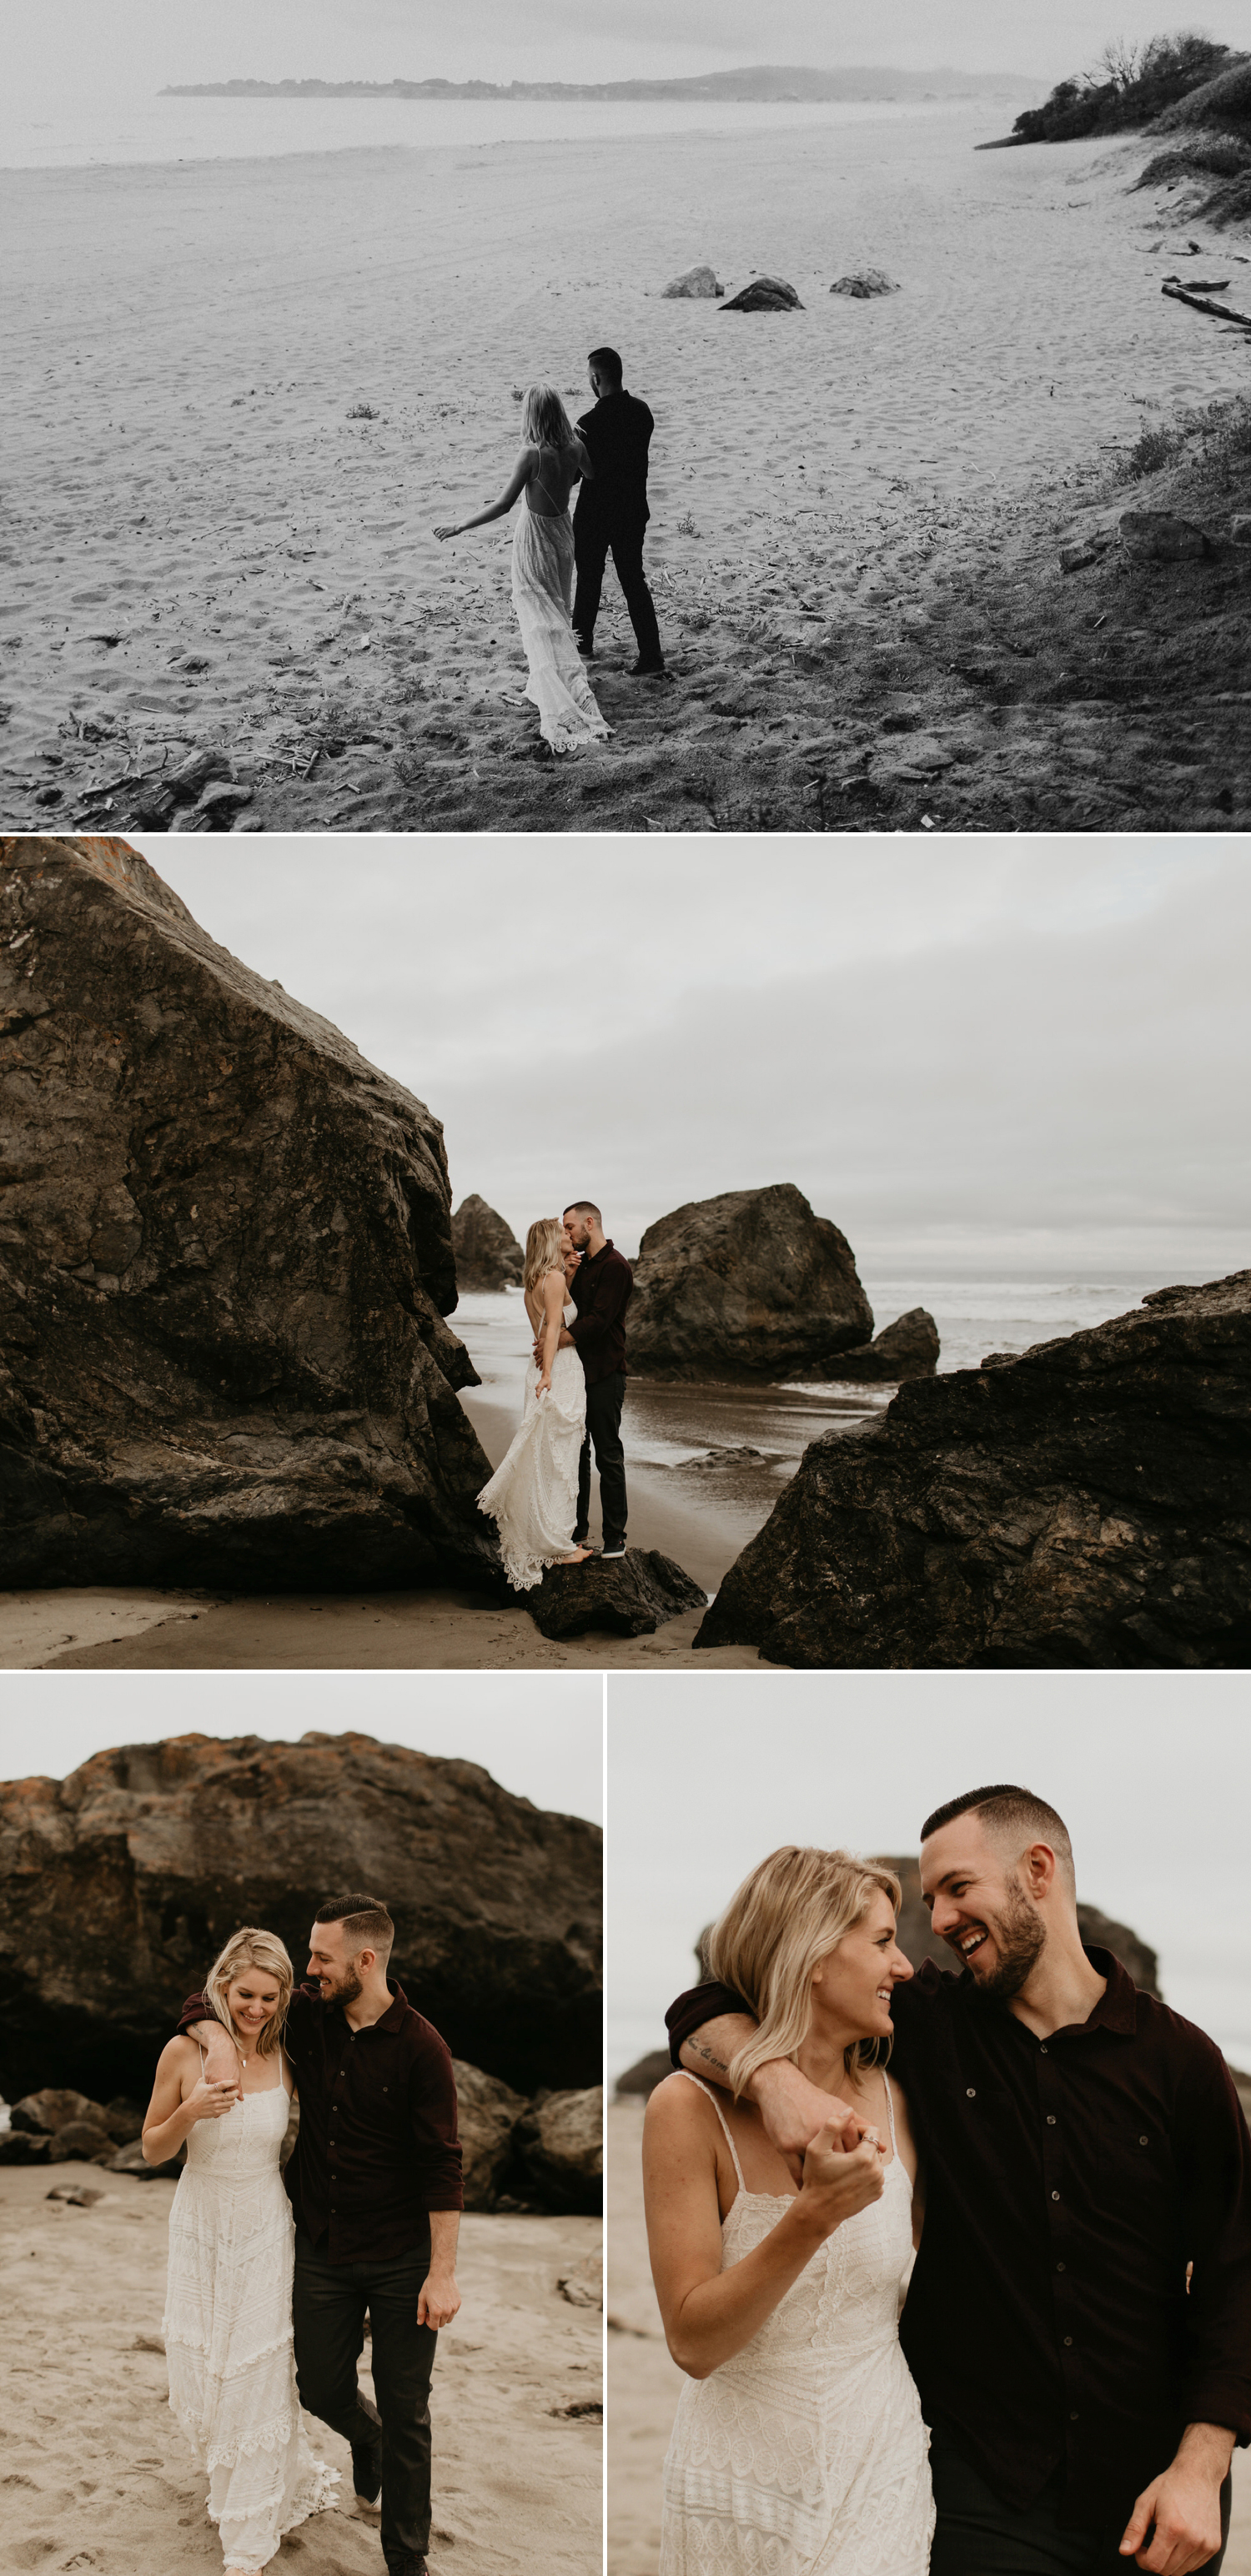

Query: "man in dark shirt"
<box><xmin>666</xmin><ymin>1785</ymin><xmax>1251</xmax><ymax>2575</ymax></box>
<box><xmin>553</xmin><ymin>1197</ymin><xmax>633</xmax><ymax>1557</ymax></box>
<box><xmin>572</xmin><ymin>344</ymin><xmax>666</xmax><ymax>675</ymax></box>
<box><xmin>183</xmin><ymin>1892</ymin><xmax>463</xmax><ymax>2576</ymax></box>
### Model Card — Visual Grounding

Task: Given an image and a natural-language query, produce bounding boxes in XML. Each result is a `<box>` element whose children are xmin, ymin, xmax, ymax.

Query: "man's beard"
<box><xmin>963</xmin><ymin>1881</ymin><xmax>1047</xmax><ymax>2004</ymax></box>
<box><xmin>324</xmin><ymin>1966</ymin><xmax>363</xmax><ymax>2006</ymax></box>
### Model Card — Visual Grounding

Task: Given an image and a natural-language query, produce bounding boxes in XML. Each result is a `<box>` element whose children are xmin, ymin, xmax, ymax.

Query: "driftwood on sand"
<box><xmin>1162</xmin><ymin>279</ymin><xmax>1251</xmax><ymax>327</ymax></box>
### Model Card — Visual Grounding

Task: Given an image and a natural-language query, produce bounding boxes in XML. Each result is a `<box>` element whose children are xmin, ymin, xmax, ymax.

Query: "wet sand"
<box><xmin>0</xmin><ymin>2159</ymin><xmax>601</xmax><ymax>2576</ymax></box>
<box><xmin>5</xmin><ymin>113</ymin><xmax>1248</xmax><ymax>832</ymax></box>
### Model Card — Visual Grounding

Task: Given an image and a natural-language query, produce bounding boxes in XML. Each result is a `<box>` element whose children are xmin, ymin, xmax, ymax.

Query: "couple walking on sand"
<box><xmin>650</xmin><ymin>1783</ymin><xmax>1251</xmax><ymax>2576</ymax></box>
<box><xmin>476</xmin><ymin>1199</ymin><xmax>633</xmax><ymax>1588</ymax></box>
<box><xmin>143</xmin><ymin>1896</ymin><xmax>461</xmax><ymax>2576</ymax></box>
<box><xmin>434</xmin><ymin>347</ymin><xmax>666</xmax><ymax>753</ymax></box>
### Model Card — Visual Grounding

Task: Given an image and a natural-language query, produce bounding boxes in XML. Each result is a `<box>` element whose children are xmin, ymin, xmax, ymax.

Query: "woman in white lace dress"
<box><xmin>142</xmin><ymin>1928</ymin><xmax>337</xmax><ymax>2576</ymax></box>
<box><xmin>476</xmin><ymin>1216</ymin><xmax>591</xmax><ymax>1588</ymax></box>
<box><xmin>434</xmin><ymin>385</ymin><xmax>610</xmax><ymax>752</ymax></box>
<box><xmin>644</xmin><ymin>1848</ymin><xmax>935</xmax><ymax>2576</ymax></box>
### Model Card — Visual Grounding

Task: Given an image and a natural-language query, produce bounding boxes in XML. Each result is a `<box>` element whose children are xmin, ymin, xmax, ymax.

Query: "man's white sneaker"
<box><xmin>600</xmin><ymin>1543</ymin><xmax>627</xmax><ymax>1559</ymax></box>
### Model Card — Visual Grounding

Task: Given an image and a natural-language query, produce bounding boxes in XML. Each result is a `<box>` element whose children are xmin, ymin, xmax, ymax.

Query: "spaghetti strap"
<box><xmin>677</xmin><ymin>2071</ymin><xmax>747</xmax><ymax>2195</ymax></box>
<box><xmin>882</xmin><ymin>2069</ymin><xmax>899</xmax><ymax>2156</ymax></box>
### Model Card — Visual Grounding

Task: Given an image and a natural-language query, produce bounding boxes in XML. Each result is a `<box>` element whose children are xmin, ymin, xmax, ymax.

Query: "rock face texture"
<box><xmin>830</xmin><ymin>269</ymin><xmax>901</xmax><ymax>297</ymax></box>
<box><xmin>451</xmin><ymin>2059</ymin><xmax>531</xmax><ymax>2208</ymax></box>
<box><xmin>527</xmin><ymin>1548</ymin><xmax>707</xmax><ymax>1639</ymax></box>
<box><xmin>0</xmin><ymin>1730</ymin><xmax>602</xmax><ymax>2105</ymax></box>
<box><xmin>721</xmin><ymin>277</ymin><xmax>803</xmax><ymax>311</ymax></box>
<box><xmin>0</xmin><ymin>836</ymin><xmax>500</xmax><ymax>1593</ymax></box>
<box><xmin>627</xmin><ymin>1184</ymin><xmax>872</xmax><ymax>1379</ymax></box>
<box><xmin>451</xmin><ymin>1194</ymin><xmax>524</xmax><ymax>1293</ymax></box>
<box><xmin>516</xmin><ymin>2087</ymin><xmax>603</xmax><ymax>2213</ymax></box>
<box><xmin>696</xmin><ymin>1274</ymin><xmax>1251</xmax><ymax>1666</ymax></box>
<box><xmin>662</xmin><ymin>264</ymin><xmax>724</xmax><ymax>298</ymax></box>
<box><xmin>802</xmin><ymin>1308</ymin><xmax>940</xmax><ymax>1383</ymax></box>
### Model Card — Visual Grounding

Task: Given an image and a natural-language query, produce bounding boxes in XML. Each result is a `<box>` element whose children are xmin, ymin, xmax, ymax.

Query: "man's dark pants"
<box><xmin>573</xmin><ymin>515</ymin><xmax>662</xmax><ymax>665</ymax></box>
<box><xmin>294</xmin><ymin>2227</ymin><xmax>438</xmax><ymax>2573</ymax></box>
<box><xmin>928</xmin><ymin>2431</ymin><xmax>1230</xmax><ymax>2576</ymax></box>
<box><xmin>575</xmin><ymin>1369</ymin><xmax>627</xmax><ymax>1551</ymax></box>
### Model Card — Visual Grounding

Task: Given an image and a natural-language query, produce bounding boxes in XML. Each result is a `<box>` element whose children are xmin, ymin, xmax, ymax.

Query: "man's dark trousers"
<box><xmin>573</xmin><ymin>518</ymin><xmax>662</xmax><ymax>665</ymax></box>
<box><xmin>928</xmin><ymin>2433</ymin><xmax>1230</xmax><ymax>2576</ymax></box>
<box><xmin>294</xmin><ymin>2227</ymin><xmax>438</xmax><ymax>2573</ymax></box>
<box><xmin>575</xmin><ymin>1369</ymin><xmax>627</xmax><ymax>1550</ymax></box>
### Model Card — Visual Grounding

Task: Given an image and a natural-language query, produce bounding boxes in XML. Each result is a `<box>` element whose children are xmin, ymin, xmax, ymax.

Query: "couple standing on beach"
<box><xmin>476</xmin><ymin>1199</ymin><xmax>634</xmax><ymax>1586</ymax></box>
<box><xmin>143</xmin><ymin>1897</ymin><xmax>460</xmax><ymax>2576</ymax></box>
<box><xmin>434</xmin><ymin>347</ymin><xmax>666</xmax><ymax>752</ymax></box>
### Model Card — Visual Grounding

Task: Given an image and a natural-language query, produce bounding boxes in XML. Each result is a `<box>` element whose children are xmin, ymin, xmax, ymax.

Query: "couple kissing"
<box><xmin>477</xmin><ymin>1198</ymin><xmax>632</xmax><ymax>1588</ymax></box>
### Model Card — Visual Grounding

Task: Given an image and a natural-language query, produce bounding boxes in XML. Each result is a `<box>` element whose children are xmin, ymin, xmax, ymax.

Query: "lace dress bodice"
<box><xmin>164</xmin><ymin>2071</ymin><xmax>336</xmax><ymax>2573</ymax></box>
<box><xmin>477</xmin><ymin>1288</ymin><xmax>588</xmax><ymax>1588</ymax></box>
<box><xmin>661</xmin><ymin>2077</ymin><xmax>934</xmax><ymax>2576</ymax></box>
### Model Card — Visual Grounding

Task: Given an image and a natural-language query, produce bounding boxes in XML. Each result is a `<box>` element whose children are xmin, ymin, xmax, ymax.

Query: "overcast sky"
<box><xmin>13</xmin><ymin>0</ymin><xmax>1251</xmax><ymax>99</ymax></box>
<box><xmin>0</xmin><ymin>1674</ymin><xmax>604</xmax><ymax>1823</ymax></box>
<box><xmin>605</xmin><ymin>1672</ymin><xmax>1251</xmax><ymax>2076</ymax></box>
<box><xmin>131</xmin><ymin>837</ymin><xmax>1251</xmax><ymax>1278</ymax></box>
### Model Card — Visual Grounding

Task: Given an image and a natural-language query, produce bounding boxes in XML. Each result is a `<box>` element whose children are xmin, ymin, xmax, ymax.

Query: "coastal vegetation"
<box><xmin>1010</xmin><ymin>32</ymin><xmax>1238</xmax><ymax>142</ymax></box>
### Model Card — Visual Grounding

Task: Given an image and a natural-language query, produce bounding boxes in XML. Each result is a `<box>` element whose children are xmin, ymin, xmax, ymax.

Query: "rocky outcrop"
<box><xmin>452</xmin><ymin>2059</ymin><xmax>530</xmax><ymax>2208</ymax></box>
<box><xmin>527</xmin><ymin>1548</ymin><xmax>707</xmax><ymax>1639</ymax></box>
<box><xmin>830</xmin><ymin>269</ymin><xmax>900</xmax><ymax>297</ymax></box>
<box><xmin>627</xmin><ymin>1184</ymin><xmax>872</xmax><ymax>1379</ymax></box>
<box><xmin>451</xmin><ymin>1194</ymin><xmax>524</xmax><ymax>1293</ymax></box>
<box><xmin>662</xmin><ymin>264</ymin><xmax>724</xmax><ymax>298</ymax></box>
<box><xmin>0</xmin><ymin>836</ymin><xmax>501</xmax><ymax>1594</ymax></box>
<box><xmin>0</xmin><ymin>1729</ymin><xmax>602</xmax><ymax>2104</ymax></box>
<box><xmin>516</xmin><ymin>2087</ymin><xmax>603</xmax><ymax>2214</ymax></box>
<box><xmin>696</xmin><ymin>1274</ymin><xmax>1251</xmax><ymax>1667</ymax></box>
<box><xmin>721</xmin><ymin>277</ymin><xmax>802</xmax><ymax>312</ymax></box>
<box><xmin>800</xmin><ymin>1308</ymin><xmax>940</xmax><ymax>1384</ymax></box>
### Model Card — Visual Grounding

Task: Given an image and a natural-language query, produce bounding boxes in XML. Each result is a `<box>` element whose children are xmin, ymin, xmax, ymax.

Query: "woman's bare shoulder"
<box><xmin>153</xmin><ymin>2033</ymin><xmax>199</xmax><ymax>2078</ymax></box>
<box><xmin>644</xmin><ymin>2071</ymin><xmax>716</xmax><ymax>2138</ymax></box>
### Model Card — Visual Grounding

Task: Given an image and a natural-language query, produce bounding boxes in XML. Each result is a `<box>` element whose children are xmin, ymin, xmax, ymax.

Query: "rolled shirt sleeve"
<box><xmin>408</xmin><ymin>2025</ymin><xmax>464</xmax><ymax>2213</ymax></box>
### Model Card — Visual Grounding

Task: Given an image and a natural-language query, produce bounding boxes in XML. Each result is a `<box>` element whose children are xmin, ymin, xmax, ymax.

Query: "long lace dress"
<box><xmin>476</xmin><ymin>1285</ymin><xmax>588</xmax><ymax>1588</ymax></box>
<box><xmin>661</xmin><ymin>2075</ymin><xmax>934</xmax><ymax>2576</ymax></box>
<box><xmin>164</xmin><ymin>2061</ymin><xmax>337</xmax><ymax>2573</ymax></box>
<box><xmin>511</xmin><ymin>449</ymin><xmax>610</xmax><ymax>753</ymax></box>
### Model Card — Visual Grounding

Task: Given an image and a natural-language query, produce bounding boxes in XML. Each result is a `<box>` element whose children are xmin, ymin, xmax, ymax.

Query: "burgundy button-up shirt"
<box><xmin>667</xmin><ymin>1950</ymin><xmax>1251</xmax><ymax>2528</ymax></box>
<box><xmin>568</xmin><ymin>1238</ymin><xmax>633</xmax><ymax>1386</ymax></box>
<box><xmin>179</xmin><ymin>1977</ymin><xmax>463</xmax><ymax>2262</ymax></box>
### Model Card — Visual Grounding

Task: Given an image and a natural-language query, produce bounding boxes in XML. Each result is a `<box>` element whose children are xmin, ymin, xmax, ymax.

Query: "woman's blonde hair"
<box><xmin>204</xmin><ymin>1926</ymin><xmax>294</xmax><ymax>2059</ymax></box>
<box><xmin>522</xmin><ymin>384</ymin><xmax>578</xmax><ymax>451</ymax></box>
<box><xmin>705</xmin><ymin>1846</ymin><xmax>902</xmax><ymax>2096</ymax></box>
<box><xmin>523</xmin><ymin>1217</ymin><xmax>566</xmax><ymax>1293</ymax></box>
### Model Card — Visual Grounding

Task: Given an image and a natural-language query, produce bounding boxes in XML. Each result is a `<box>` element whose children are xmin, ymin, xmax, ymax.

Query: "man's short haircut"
<box><xmin>314</xmin><ymin>1891</ymin><xmax>394</xmax><ymax>1960</ymax></box>
<box><xmin>919</xmin><ymin>1784</ymin><xmax>1076</xmax><ymax>1889</ymax></box>
<box><xmin>587</xmin><ymin>345</ymin><xmax>622</xmax><ymax>384</ymax></box>
<box><xmin>563</xmin><ymin>1200</ymin><xmax>602</xmax><ymax>1224</ymax></box>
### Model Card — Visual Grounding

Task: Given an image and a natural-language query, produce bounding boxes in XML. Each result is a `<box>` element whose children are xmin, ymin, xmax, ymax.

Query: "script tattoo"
<box><xmin>687</xmin><ymin>2038</ymin><xmax>729</xmax><ymax>2076</ymax></box>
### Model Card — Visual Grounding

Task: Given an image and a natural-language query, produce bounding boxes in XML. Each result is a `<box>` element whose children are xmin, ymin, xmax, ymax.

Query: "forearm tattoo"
<box><xmin>686</xmin><ymin>2037</ymin><xmax>730</xmax><ymax>2075</ymax></box>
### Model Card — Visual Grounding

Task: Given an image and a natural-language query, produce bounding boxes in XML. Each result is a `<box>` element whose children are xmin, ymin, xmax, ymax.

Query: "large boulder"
<box><xmin>801</xmin><ymin>1308</ymin><xmax>940</xmax><ymax>1384</ymax></box>
<box><xmin>696</xmin><ymin>1274</ymin><xmax>1251</xmax><ymax>1667</ymax></box>
<box><xmin>107</xmin><ymin>2135</ymin><xmax>184</xmax><ymax>2180</ymax></box>
<box><xmin>662</xmin><ymin>264</ymin><xmax>724</xmax><ymax>299</ymax></box>
<box><xmin>628</xmin><ymin>1184</ymin><xmax>872</xmax><ymax>1379</ymax></box>
<box><xmin>0</xmin><ymin>836</ymin><xmax>501</xmax><ymax>1594</ymax></box>
<box><xmin>451</xmin><ymin>2058</ymin><xmax>530</xmax><ymax>2208</ymax></box>
<box><xmin>451</xmin><ymin>1194</ymin><xmax>524</xmax><ymax>1293</ymax></box>
<box><xmin>516</xmin><ymin>2086</ymin><xmax>603</xmax><ymax>2214</ymax></box>
<box><xmin>720</xmin><ymin>277</ymin><xmax>803</xmax><ymax>312</ymax></box>
<box><xmin>10</xmin><ymin>2087</ymin><xmax>103</xmax><ymax>2133</ymax></box>
<box><xmin>0</xmin><ymin>1729</ymin><xmax>602</xmax><ymax>2104</ymax></box>
<box><xmin>527</xmin><ymin>1548</ymin><xmax>706</xmax><ymax>1639</ymax></box>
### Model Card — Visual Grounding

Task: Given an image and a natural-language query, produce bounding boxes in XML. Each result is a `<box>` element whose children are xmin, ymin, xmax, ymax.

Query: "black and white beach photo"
<box><xmin>3</xmin><ymin>0</ymin><xmax>1251</xmax><ymax>832</ymax></box>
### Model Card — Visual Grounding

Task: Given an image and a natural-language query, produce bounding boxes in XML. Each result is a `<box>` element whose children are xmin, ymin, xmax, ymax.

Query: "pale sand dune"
<box><xmin>605</xmin><ymin>2100</ymin><xmax>1251</xmax><ymax>2576</ymax></box>
<box><xmin>3</xmin><ymin>112</ymin><xmax>1246</xmax><ymax>829</ymax></box>
<box><xmin>0</xmin><ymin>2161</ymin><xmax>601</xmax><ymax>2576</ymax></box>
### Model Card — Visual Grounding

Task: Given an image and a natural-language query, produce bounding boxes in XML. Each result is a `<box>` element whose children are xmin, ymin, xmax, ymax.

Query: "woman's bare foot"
<box><xmin>559</xmin><ymin>1544</ymin><xmax>594</xmax><ymax>1565</ymax></box>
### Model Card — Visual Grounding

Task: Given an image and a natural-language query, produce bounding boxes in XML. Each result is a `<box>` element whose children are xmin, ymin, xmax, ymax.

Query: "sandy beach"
<box><xmin>605</xmin><ymin>2099</ymin><xmax>1251</xmax><ymax>2576</ymax></box>
<box><xmin>0</xmin><ymin>2159</ymin><xmax>600</xmax><ymax>2576</ymax></box>
<box><xmin>4</xmin><ymin>108</ymin><xmax>1248</xmax><ymax>832</ymax></box>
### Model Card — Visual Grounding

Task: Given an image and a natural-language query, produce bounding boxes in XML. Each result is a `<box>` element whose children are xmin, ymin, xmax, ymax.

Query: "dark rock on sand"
<box><xmin>11</xmin><ymin>2087</ymin><xmax>103</xmax><ymax>2134</ymax></box>
<box><xmin>800</xmin><ymin>1308</ymin><xmax>940</xmax><ymax>1384</ymax></box>
<box><xmin>0</xmin><ymin>836</ymin><xmax>500</xmax><ymax>1594</ymax></box>
<box><xmin>0</xmin><ymin>2131</ymin><xmax>52</xmax><ymax>2163</ymax></box>
<box><xmin>614</xmin><ymin>2047</ymin><xmax>672</xmax><ymax>2097</ymax></box>
<box><xmin>721</xmin><ymin>277</ymin><xmax>803</xmax><ymax>312</ymax></box>
<box><xmin>107</xmin><ymin>2136</ymin><xmax>185</xmax><ymax>2180</ymax></box>
<box><xmin>453</xmin><ymin>2058</ymin><xmax>530</xmax><ymax>2209</ymax></box>
<box><xmin>48</xmin><ymin>2119</ymin><xmax>116</xmax><ymax>2163</ymax></box>
<box><xmin>830</xmin><ymin>269</ymin><xmax>901</xmax><ymax>297</ymax></box>
<box><xmin>1119</xmin><ymin>510</ymin><xmax>1210</xmax><ymax>560</ymax></box>
<box><xmin>0</xmin><ymin>1728</ymin><xmax>602</xmax><ymax>2102</ymax></box>
<box><xmin>628</xmin><ymin>1183</ymin><xmax>872</xmax><ymax>1379</ymax></box>
<box><xmin>527</xmin><ymin>1547</ymin><xmax>707</xmax><ymax>1640</ymax></box>
<box><xmin>663</xmin><ymin>264</ymin><xmax>724</xmax><ymax>298</ymax></box>
<box><xmin>696</xmin><ymin>1273</ymin><xmax>1251</xmax><ymax>1668</ymax></box>
<box><xmin>451</xmin><ymin>1193</ymin><xmax>525</xmax><ymax>1293</ymax></box>
<box><xmin>516</xmin><ymin>2086</ymin><xmax>603</xmax><ymax>2214</ymax></box>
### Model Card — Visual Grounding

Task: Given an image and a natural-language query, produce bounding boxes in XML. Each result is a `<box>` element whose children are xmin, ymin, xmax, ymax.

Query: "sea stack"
<box><xmin>627</xmin><ymin>1183</ymin><xmax>873</xmax><ymax>1378</ymax></box>
<box><xmin>0</xmin><ymin>836</ymin><xmax>500</xmax><ymax>1593</ymax></box>
<box><xmin>452</xmin><ymin>1193</ymin><xmax>525</xmax><ymax>1292</ymax></box>
<box><xmin>696</xmin><ymin>1273</ymin><xmax>1251</xmax><ymax>1667</ymax></box>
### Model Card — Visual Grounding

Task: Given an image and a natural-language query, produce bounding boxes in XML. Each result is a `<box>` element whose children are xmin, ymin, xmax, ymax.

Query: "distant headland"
<box><xmin>161</xmin><ymin>63</ymin><xmax>1044</xmax><ymax>105</ymax></box>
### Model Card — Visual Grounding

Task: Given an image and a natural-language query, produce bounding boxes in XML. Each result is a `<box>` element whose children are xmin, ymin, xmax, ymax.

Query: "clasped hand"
<box><xmin>796</xmin><ymin>2122</ymin><xmax>886</xmax><ymax>2232</ymax></box>
<box><xmin>189</xmin><ymin>2074</ymin><xmax>241</xmax><ymax>2120</ymax></box>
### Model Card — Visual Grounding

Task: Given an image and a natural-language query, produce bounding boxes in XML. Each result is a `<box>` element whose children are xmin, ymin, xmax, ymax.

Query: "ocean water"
<box><xmin>5</xmin><ymin>89</ymin><xmax>995</xmax><ymax>173</ymax></box>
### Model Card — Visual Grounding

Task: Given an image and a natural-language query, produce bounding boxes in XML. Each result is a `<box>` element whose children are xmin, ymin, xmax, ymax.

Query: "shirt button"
<box><xmin>1047</xmin><ymin>2115</ymin><xmax>1057</xmax><ymax>2126</ymax></box>
<box><xmin>1052</xmin><ymin>2191</ymin><xmax>1060</xmax><ymax>2202</ymax></box>
<box><xmin>1139</xmin><ymin>2136</ymin><xmax>1149</xmax><ymax>2147</ymax></box>
<box><xmin>1056</xmin><ymin>2262</ymin><xmax>1066</xmax><ymax>2273</ymax></box>
<box><xmin>1040</xmin><ymin>2045</ymin><xmax>1048</xmax><ymax>2055</ymax></box>
<box><xmin>1069</xmin><ymin>2413</ymin><xmax>1079</xmax><ymax>2423</ymax></box>
<box><xmin>966</xmin><ymin>2088</ymin><xmax>976</xmax><ymax>2099</ymax></box>
<box><xmin>1063</xmin><ymin>2336</ymin><xmax>1073</xmax><ymax>2348</ymax></box>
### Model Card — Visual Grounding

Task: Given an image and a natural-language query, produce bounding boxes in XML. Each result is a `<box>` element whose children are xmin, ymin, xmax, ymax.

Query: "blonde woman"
<box><xmin>434</xmin><ymin>384</ymin><xmax>610</xmax><ymax>753</ymax></box>
<box><xmin>476</xmin><ymin>1216</ymin><xmax>591</xmax><ymax>1588</ymax></box>
<box><xmin>644</xmin><ymin>1849</ymin><xmax>935</xmax><ymax>2576</ymax></box>
<box><xmin>143</xmin><ymin>1929</ymin><xmax>336</xmax><ymax>2575</ymax></box>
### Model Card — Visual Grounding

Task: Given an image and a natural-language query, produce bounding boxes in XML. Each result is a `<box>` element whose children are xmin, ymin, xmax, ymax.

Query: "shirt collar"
<box><xmin>1067</xmin><ymin>1946</ymin><xmax>1138</xmax><ymax>2036</ymax></box>
<box><xmin>340</xmin><ymin>1976</ymin><xmax>409</xmax><ymax>2036</ymax></box>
